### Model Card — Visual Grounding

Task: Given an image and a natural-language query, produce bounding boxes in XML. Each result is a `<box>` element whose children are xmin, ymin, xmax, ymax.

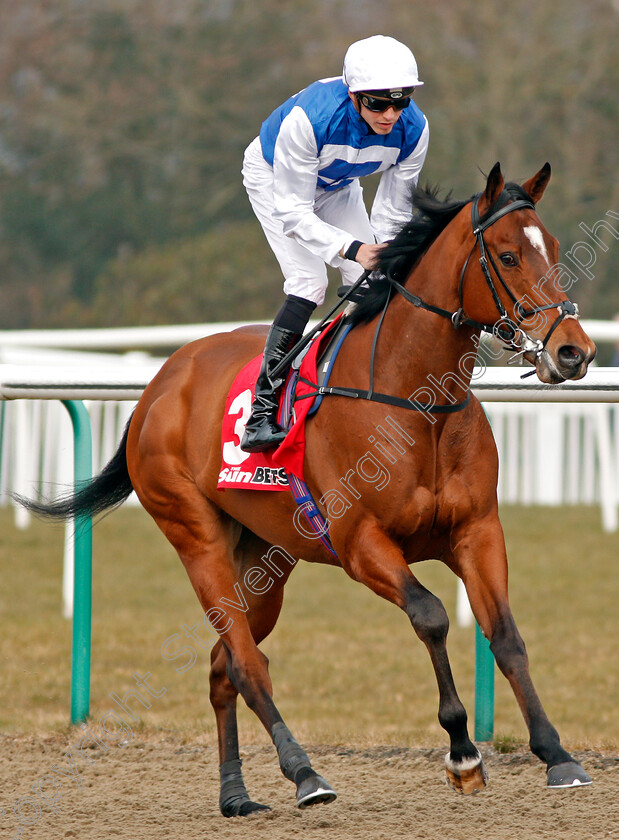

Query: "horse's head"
<box><xmin>463</xmin><ymin>163</ymin><xmax>596</xmax><ymax>382</ymax></box>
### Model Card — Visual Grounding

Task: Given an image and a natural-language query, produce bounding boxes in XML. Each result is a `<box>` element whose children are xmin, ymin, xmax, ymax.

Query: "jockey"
<box><xmin>241</xmin><ymin>35</ymin><xmax>429</xmax><ymax>452</ymax></box>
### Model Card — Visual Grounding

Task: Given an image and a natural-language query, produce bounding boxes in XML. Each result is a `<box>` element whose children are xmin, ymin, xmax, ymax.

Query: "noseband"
<box><xmin>389</xmin><ymin>194</ymin><xmax>580</xmax><ymax>369</ymax></box>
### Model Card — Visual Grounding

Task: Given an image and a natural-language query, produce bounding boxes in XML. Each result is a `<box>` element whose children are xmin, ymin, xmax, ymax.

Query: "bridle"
<box><xmin>388</xmin><ymin>193</ymin><xmax>580</xmax><ymax>370</ymax></box>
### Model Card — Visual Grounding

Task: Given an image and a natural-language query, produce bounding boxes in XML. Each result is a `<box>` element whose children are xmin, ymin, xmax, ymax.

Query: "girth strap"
<box><xmin>296</xmin><ymin>377</ymin><xmax>471</xmax><ymax>414</ymax></box>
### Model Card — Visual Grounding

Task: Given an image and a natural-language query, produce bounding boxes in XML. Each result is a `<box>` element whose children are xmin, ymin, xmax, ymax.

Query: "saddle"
<box><xmin>217</xmin><ymin>315</ymin><xmax>353</xmax><ymax>556</ymax></box>
<box><xmin>218</xmin><ymin>312</ymin><xmax>352</xmax><ymax>492</ymax></box>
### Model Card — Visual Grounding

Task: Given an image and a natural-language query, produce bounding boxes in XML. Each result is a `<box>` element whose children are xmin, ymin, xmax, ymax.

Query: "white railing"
<box><xmin>0</xmin><ymin>322</ymin><xmax>249</xmax><ymax>350</ymax></box>
<box><xmin>1</xmin><ymin>362</ymin><xmax>618</xmax><ymax>527</ymax></box>
<box><xmin>0</xmin><ymin>317</ymin><xmax>616</xmax><ymax>350</ymax></box>
<box><xmin>0</xmin><ymin>355</ymin><xmax>166</xmax><ymax>528</ymax></box>
<box><xmin>473</xmin><ymin>367</ymin><xmax>619</xmax><ymax>532</ymax></box>
<box><xmin>1</xmin><ymin>315</ymin><xmax>618</xmax><ymax>538</ymax></box>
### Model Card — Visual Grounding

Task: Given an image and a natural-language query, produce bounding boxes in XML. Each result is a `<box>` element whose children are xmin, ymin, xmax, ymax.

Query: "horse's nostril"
<box><xmin>557</xmin><ymin>345</ymin><xmax>585</xmax><ymax>368</ymax></box>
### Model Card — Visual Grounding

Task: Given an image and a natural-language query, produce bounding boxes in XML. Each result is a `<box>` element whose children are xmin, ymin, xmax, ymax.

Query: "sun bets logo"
<box><xmin>218</xmin><ymin>465</ymin><xmax>289</xmax><ymax>487</ymax></box>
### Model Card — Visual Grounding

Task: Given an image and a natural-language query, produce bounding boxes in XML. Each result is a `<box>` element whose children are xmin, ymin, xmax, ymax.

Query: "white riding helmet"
<box><xmin>343</xmin><ymin>35</ymin><xmax>424</xmax><ymax>93</ymax></box>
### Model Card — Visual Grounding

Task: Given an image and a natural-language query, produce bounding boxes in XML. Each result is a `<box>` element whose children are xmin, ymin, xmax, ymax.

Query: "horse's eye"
<box><xmin>500</xmin><ymin>252</ymin><xmax>518</xmax><ymax>267</ymax></box>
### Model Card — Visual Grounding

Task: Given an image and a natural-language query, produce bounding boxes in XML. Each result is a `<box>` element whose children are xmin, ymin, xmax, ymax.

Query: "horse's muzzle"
<box><xmin>535</xmin><ymin>341</ymin><xmax>596</xmax><ymax>383</ymax></box>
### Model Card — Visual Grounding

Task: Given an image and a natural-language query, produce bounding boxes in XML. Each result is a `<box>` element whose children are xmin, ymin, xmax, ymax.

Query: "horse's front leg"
<box><xmin>453</xmin><ymin>512</ymin><xmax>592</xmax><ymax>788</ymax></box>
<box><xmin>337</xmin><ymin>518</ymin><xmax>487</xmax><ymax>794</ymax></box>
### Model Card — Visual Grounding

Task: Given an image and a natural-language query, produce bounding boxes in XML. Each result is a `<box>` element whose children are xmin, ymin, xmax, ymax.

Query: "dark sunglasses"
<box><xmin>358</xmin><ymin>92</ymin><xmax>412</xmax><ymax>112</ymax></box>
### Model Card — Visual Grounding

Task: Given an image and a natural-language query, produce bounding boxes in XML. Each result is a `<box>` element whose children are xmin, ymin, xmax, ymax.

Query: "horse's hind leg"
<box><xmin>148</xmin><ymin>489</ymin><xmax>336</xmax><ymax>813</ymax></box>
<box><xmin>453</xmin><ymin>513</ymin><xmax>592</xmax><ymax>788</ymax></box>
<box><xmin>209</xmin><ymin>641</ymin><xmax>268</xmax><ymax>816</ymax></box>
<box><xmin>209</xmin><ymin>533</ymin><xmax>293</xmax><ymax>816</ymax></box>
<box><xmin>210</xmin><ymin>532</ymin><xmax>337</xmax><ymax>813</ymax></box>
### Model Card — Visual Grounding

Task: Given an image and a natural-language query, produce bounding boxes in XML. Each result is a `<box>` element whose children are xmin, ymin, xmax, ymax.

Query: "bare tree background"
<box><xmin>0</xmin><ymin>0</ymin><xmax>616</xmax><ymax>329</ymax></box>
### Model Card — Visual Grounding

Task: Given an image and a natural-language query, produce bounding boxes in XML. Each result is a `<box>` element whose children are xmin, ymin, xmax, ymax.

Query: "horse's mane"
<box><xmin>349</xmin><ymin>181</ymin><xmax>533</xmax><ymax>325</ymax></box>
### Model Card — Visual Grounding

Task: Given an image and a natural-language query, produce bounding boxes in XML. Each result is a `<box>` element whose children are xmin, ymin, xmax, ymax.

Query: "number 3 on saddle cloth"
<box><xmin>218</xmin><ymin>316</ymin><xmax>353</xmax><ymax>557</ymax></box>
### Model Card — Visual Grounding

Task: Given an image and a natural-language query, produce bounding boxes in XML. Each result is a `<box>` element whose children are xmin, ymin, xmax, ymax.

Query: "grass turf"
<box><xmin>0</xmin><ymin>505</ymin><xmax>616</xmax><ymax>751</ymax></box>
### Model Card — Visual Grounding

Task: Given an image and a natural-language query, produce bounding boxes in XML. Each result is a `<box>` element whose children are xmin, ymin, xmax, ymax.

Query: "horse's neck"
<box><xmin>376</xmin><ymin>255</ymin><xmax>479</xmax><ymax>405</ymax></box>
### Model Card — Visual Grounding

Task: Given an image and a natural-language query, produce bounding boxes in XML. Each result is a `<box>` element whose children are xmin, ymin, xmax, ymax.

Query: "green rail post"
<box><xmin>474</xmin><ymin>623</ymin><xmax>495</xmax><ymax>741</ymax></box>
<box><xmin>62</xmin><ymin>400</ymin><xmax>93</xmax><ymax>724</ymax></box>
<box><xmin>474</xmin><ymin>405</ymin><xmax>496</xmax><ymax>741</ymax></box>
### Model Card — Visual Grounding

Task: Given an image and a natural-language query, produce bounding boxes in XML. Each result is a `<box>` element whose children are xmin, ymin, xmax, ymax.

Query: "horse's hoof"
<box><xmin>222</xmin><ymin>798</ymin><xmax>271</xmax><ymax>818</ymax></box>
<box><xmin>238</xmin><ymin>800</ymin><xmax>272</xmax><ymax>816</ymax></box>
<box><xmin>445</xmin><ymin>751</ymin><xmax>488</xmax><ymax>794</ymax></box>
<box><xmin>296</xmin><ymin>772</ymin><xmax>337</xmax><ymax>809</ymax></box>
<box><xmin>547</xmin><ymin>761</ymin><xmax>592</xmax><ymax>789</ymax></box>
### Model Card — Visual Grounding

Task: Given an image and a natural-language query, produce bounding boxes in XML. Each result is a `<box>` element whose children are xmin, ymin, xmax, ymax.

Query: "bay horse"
<box><xmin>24</xmin><ymin>163</ymin><xmax>596</xmax><ymax>814</ymax></box>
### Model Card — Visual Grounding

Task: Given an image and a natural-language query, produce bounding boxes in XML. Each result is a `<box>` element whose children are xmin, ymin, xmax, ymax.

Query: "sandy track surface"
<box><xmin>1</xmin><ymin>735</ymin><xmax>617</xmax><ymax>839</ymax></box>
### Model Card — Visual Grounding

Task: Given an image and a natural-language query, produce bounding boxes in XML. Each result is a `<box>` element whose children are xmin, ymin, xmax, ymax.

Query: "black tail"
<box><xmin>14</xmin><ymin>414</ymin><xmax>135</xmax><ymax>521</ymax></box>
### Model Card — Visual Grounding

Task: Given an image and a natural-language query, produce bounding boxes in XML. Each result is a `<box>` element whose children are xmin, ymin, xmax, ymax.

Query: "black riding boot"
<box><xmin>240</xmin><ymin>324</ymin><xmax>301</xmax><ymax>453</ymax></box>
<box><xmin>241</xmin><ymin>294</ymin><xmax>316</xmax><ymax>453</ymax></box>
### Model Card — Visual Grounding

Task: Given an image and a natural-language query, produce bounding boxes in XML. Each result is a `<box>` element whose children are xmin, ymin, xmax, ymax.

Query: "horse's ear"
<box><xmin>522</xmin><ymin>163</ymin><xmax>551</xmax><ymax>204</ymax></box>
<box><xmin>478</xmin><ymin>162</ymin><xmax>504</xmax><ymax>214</ymax></box>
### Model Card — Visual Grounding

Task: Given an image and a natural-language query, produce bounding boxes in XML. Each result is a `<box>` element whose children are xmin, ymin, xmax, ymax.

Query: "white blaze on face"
<box><xmin>523</xmin><ymin>225</ymin><xmax>550</xmax><ymax>266</ymax></box>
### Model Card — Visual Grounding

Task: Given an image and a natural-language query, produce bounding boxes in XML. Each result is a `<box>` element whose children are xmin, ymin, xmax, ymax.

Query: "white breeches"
<box><xmin>242</xmin><ymin>137</ymin><xmax>374</xmax><ymax>305</ymax></box>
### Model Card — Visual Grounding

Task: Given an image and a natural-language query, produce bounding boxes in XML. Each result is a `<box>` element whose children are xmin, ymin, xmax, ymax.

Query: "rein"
<box><xmin>295</xmin><ymin>275</ymin><xmax>470</xmax><ymax>415</ymax></box>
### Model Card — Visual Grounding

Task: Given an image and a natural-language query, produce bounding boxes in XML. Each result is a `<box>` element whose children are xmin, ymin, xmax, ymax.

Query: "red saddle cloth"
<box><xmin>218</xmin><ymin>318</ymin><xmax>342</xmax><ymax>490</ymax></box>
